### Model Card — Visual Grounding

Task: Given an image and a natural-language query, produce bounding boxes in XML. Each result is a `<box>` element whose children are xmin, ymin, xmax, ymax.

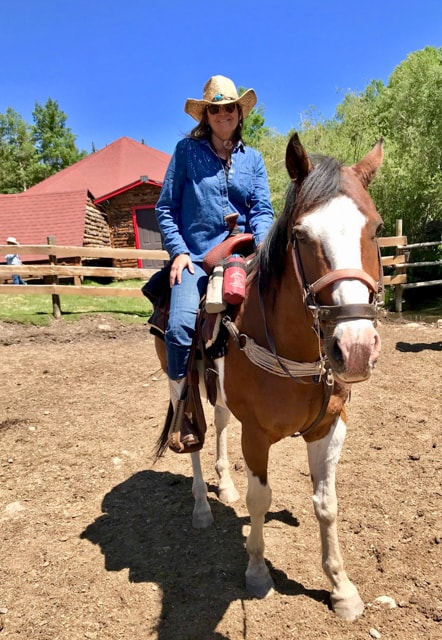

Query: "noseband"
<box><xmin>291</xmin><ymin>230</ymin><xmax>384</xmax><ymax>329</ymax></box>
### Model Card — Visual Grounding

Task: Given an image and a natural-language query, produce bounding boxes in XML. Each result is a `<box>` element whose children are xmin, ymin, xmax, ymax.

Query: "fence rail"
<box><xmin>0</xmin><ymin>243</ymin><xmax>170</xmax><ymax>261</ymax></box>
<box><xmin>0</xmin><ymin>264</ymin><xmax>160</xmax><ymax>282</ymax></box>
<box><xmin>378</xmin><ymin>221</ymin><xmax>441</xmax><ymax>311</ymax></box>
<box><xmin>0</xmin><ymin>222</ymin><xmax>440</xmax><ymax>316</ymax></box>
<box><xmin>0</xmin><ymin>239</ymin><xmax>169</xmax><ymax>317</ymax></box>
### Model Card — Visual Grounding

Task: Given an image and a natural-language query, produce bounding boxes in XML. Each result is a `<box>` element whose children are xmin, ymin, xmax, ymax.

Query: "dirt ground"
<box><xmin>0</xmin><ymin>314</ymin><xmax>441</xmax><ymax>640</ymax></box>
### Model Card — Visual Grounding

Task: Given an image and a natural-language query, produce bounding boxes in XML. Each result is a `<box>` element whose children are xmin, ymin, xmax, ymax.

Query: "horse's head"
<box><xmin>285</xmin><ymin>133</ymin><xmax>384</xmax><ymax>383</ymax></box>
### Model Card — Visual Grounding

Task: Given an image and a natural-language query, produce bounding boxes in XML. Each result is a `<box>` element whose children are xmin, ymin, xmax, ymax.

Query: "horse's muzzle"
<box><xmin>326</xmin><ymin>321</ymin><xmax>381</xmax><ymax>383</ymax></box>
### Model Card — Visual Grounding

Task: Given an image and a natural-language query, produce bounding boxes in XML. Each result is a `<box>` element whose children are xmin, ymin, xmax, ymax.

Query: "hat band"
<box><xmin>212</xmin><ymin>94</ymin><xmax>237</xmax><ymax>102</ymax></box>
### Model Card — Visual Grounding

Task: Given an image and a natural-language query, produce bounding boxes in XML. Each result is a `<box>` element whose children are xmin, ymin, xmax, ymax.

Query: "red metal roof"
<box><xmin>25</xmin><ymin>136</ymin><xmax>171</xmax><ymax>199</ymax></box>
<box><xmin>0</xmin><ymin>190</ymin><xmax>89</xmax><ymax>261</ymax></box>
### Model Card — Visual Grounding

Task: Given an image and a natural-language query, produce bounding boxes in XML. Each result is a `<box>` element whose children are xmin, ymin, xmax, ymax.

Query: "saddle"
<box><xmin>142</xmin><ymin>230</ymin><xmax>254</xmax><ymax>340</ymax></box>
<box><xmin>142</xmin><ymin>228</ymin><xmax>254</xmax><ymax>454</ymax></box>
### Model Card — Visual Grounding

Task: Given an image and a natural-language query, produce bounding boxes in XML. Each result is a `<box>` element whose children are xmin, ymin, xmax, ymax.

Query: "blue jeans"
<box><xmin>165</xmin><ymin>262</ymin><xmax>208</xmax><ymax>380</ymax></box>
<box><xmin>12</xmin><ymin>274</ymin><xmax>26</xmax><ymax>285</ymax></box>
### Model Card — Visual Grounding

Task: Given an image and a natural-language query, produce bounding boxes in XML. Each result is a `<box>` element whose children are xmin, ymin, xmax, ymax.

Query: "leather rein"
<box><xmin>223</xmin><ymin>230</ymin><xmax>383</xmax><ymax>439</ymax></box>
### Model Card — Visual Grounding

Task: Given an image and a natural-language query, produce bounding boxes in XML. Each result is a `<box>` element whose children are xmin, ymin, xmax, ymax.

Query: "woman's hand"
<box><xmin>169</xmin><ymin>253</ymin><xmax>194</xmax><ymax>286</ymax></box>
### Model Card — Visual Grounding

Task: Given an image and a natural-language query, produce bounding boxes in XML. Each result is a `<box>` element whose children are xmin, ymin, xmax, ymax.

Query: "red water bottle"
<box><xmin>222</xmin><ymin>254</ymin><xmax>246</xmax><ymax>305</ymax></box>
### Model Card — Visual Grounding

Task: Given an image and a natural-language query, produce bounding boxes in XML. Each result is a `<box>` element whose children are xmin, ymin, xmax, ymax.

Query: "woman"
<box><xmin>156</xmin><ymin>75</ymin><xmax>274</xmax><ymax>446</ymax></box>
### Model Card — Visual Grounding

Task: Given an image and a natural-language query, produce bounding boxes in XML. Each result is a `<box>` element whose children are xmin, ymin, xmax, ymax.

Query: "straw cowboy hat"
<box><xmin>184</xmin><ymin>75</ymin><xmax>257</xmax><ymax>122</ymax></box>
<box><xmin>6</xmin><ymin>237</ymin><xmax>19</xmax><ymax>245</ymax></box>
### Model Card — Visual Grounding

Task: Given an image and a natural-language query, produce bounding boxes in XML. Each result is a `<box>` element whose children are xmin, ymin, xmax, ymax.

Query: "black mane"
<box><xmin>256</xmin><ymin>156</ymin><xmax>342</xmax><ymax>302</ymax></box>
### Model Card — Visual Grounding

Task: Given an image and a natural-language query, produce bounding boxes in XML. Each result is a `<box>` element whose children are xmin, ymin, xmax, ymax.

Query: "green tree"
<box><xmin>297</xmin><ymin>81</ymin><xmax>385</xmax><ymax>166</ymax></box>
<box><xmin>242</xmin><ymin>103</ymin><xmax>269</xmax><ymax>145</ymax></box>
<box><xmin>239</xmin><ymin>86</ymin><xmax>270</xmax><ymax>145</ymax></box>
<box><xmin>373</xmin><ymin>47</ymin><xmax>442</xmax><ymax>241</ymax></box>
<box><xmin>297</xmin><ymin>48</ymin><xmax>442</xmax><ymax>244</ymax></box>
<box><xmin>0</xmin><ymin>99</ymin><xmax>88</xmax><ymax>192</ymax></box>
<box><xmin>237</xmin><ymin>87</ymin><xmax>289</xmax><ymax>214</ymax></box>
<box><xmin>31</xmin><ymin>98</ymin><xmax>87</xmax><ymax>179</ymax></box>
<box><xmin>255</xmin><ymin>131</ymin><xmax>290</xmax><ymax>216</ymax></box>
<box><xmin>0</xmin><ymin>108</ymin><xmax>39</xmax><ymax>192</ymax></box>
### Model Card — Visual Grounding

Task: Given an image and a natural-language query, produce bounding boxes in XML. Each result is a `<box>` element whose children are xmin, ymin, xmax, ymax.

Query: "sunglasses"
<box><xmin>207</xmin><ymin>103</ymin><xmax>237</xmax><ymax>115</ymax></box>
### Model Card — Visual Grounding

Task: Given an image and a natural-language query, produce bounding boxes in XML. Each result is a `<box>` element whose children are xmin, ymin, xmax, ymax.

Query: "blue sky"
<box><xmin>1</xmin><ymin>0</ymin><xmax>441</xmax><ymax>156</ymax></box>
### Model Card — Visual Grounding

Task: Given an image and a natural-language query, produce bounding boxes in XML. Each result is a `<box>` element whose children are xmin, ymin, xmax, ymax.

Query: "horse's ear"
<box><xmin>285</xmin><ymin>132</ymin><xmax>313</xmax><ymax>186</ymax></box>
<box><xmin>352</xmin><ymin>138</ymin><xmax>384</xmax><ymax>188</ymax></box>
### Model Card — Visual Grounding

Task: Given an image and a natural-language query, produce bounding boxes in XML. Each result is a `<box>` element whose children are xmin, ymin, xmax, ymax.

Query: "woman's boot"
<box><xmin>168</xmin><ymin>378</ymin><xmax>200</xmax><ymax>452</ymax></box>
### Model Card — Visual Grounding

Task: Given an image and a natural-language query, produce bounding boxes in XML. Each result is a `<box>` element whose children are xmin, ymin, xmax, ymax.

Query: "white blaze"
<box><xmin>301</xmin><ymin>195</ymin><xmax>369</xmax><ymax>306</ymax></box>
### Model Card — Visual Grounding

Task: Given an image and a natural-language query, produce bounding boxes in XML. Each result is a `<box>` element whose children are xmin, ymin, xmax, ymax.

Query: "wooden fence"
<box><xmin>378</xmin><ymin>220</ymin><xmax>442</xmax><ymax>312</ymax></box>
<box><xmin>0</xmin><ymin>239</ymin><xmax>169</xmax><ymax>318</ymax></box>
<box><xmin>0</xmin><ymin>221</ymin><xmax>440</xmax><ymax>316</ymax></box>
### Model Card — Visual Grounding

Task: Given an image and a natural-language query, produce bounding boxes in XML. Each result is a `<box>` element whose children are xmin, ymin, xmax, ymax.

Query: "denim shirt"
<box><xmin>156</xmin><ymin>137</ymin><xmax>274</xmax><ymax>262</ymax></box>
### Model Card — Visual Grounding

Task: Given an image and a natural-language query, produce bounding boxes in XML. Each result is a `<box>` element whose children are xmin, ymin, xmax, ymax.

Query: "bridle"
<box><xmin>253</xmin><ymin>226</ymin><xmax>383</xmax><ymax>438</ymax></box>
<box><xmin>290</xmin><ymin>226</ymin><xmax>384</xmax><ymax>333</ymax></box>
<box><xmin>223</xmin><ymin>222</ymin><xmax>384</xmax><ymax>439</ymax></box>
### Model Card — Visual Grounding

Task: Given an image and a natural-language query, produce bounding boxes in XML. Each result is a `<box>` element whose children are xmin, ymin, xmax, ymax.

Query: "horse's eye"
<box><xmin>294</xmin><ymin>227</ymin><xmax>306</xmax><ymax>242</ymax></box>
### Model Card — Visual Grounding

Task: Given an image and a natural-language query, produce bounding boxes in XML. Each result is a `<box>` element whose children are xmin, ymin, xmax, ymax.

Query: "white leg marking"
<box><xmin>307</xmin><ymin>417</ymin><xmax>364</xmax><ymax>620</ymax></box>
<box><xmin>191</xmin><ymin>451</ymin><xmax>214</xmax><ymax>529</ymax></box>
<box><xmin>212</xmin><ymin>358</ymin><xmax>239</xmax><ymax>503</ymax></box>
<box><xmin>214</xmin><ymin>405</ymin><xmax>240</xmax><ymax>503</ymax></box>
<box><xmin>245</xmin><ymin>466</ymin><xmax>274</xmax><ymax>598</ymax></box>
<box><xmin>169</xmin><ymin>379</ymin><xmax>213</xmax><ymax>527</ymax></box>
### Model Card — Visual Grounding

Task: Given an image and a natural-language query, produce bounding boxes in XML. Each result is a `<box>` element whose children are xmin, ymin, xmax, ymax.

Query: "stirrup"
<box><xmin>167</xmin><ymin>400</ymin><xmax>202</xmax><ymax>454</ymax></box>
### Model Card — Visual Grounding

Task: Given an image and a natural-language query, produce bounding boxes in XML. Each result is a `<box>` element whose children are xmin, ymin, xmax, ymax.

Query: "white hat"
<box><xmin>184</xmin><ymin>75</ymin><xmax>257</xmax><ymax>122</ymax></box>
<box><xmin>6</xmin><ymin>237</ymin><xmax>19</xmax><ymax>245</ymax></box>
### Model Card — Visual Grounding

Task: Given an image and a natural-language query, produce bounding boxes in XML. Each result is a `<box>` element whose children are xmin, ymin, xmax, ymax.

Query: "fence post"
<box><xmin>394</xmin><ymin>219</ymin><xmax>404</xmax><ymax>313</ymax></box>
<box><xmin>47</xmin><ymin>235</ymin><xmax>62</xmax><ymax>319</ymax></box>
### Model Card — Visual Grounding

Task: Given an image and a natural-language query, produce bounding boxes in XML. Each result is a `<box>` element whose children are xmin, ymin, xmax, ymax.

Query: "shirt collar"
<box><xmin>201</xmin><ymin>138</ymin><xmax>245</xmax><ymax>153</ymax></box>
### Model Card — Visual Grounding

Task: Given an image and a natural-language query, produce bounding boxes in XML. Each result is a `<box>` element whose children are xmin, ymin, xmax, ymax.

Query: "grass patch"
<box><xmin>0</xmin><ymin>279</ymin><xmax>152</xmax><ymax>325</ymax></box>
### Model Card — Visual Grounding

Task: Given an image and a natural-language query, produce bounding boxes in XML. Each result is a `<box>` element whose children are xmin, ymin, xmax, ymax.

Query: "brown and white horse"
<box><xmin>155</xmin><ymin>133</ymin><xmax>384</xmax><ymax>621</ymax></box>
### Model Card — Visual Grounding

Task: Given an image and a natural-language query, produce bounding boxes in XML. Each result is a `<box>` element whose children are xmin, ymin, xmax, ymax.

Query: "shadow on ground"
<box><xmin>396</xmin><ymin>340</ymin><xmax>442</xmax><ymax>352</ymax></box>
<box><xmin>81</xmin><ymin>470</ymin><xmax>329</xmax><ymax>639</ymax></box>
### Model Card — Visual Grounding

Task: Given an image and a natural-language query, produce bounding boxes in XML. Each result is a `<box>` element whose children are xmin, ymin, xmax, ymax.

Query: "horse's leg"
<box><xmin>307</xmin><ymin>416</ymin><xmax>364</xmax><ymax>621</ymax></box>
<box><xmin>190</xmin><ymin>451</ymin><xmax>214</xmax><ymax>529</ymax></box>
<box><xmin>243</xmin><ymin>434</ymin><xmax>275</xmax><ymax>598</ymax></box>
<box><xmin>190</xmin><ymin>404</ymin><xmax>237</xmax><ymax>527</ymax></box>
<box><xmin>214</xmin><ymin>405</ymin><xmax>240</xmax><ymax>503</ymax></box>
<box><xmin>167</xmin><ymin>378</ymin><xmax>213</xmax><ymax>528</ymax></box>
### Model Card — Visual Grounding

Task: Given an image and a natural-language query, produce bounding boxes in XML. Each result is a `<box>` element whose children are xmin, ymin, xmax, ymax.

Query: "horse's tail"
<box><xmin>152</xmin><ymin>401</ymin><xmax>174</xmax><ymax>460</ymax></box>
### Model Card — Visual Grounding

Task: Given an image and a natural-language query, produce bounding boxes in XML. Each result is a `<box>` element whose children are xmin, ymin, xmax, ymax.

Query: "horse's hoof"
<box><xmin>331</xmin><ymin>592</ymin><xmax>364</xmax><ymax>621</ymax></box>
<box><xmin>192</xmin><ymin>508</ymin><xmax>214</xmax><ymax>529</ymax></box>
<box><xmin>245</xmin><ymin>573</ymin><xmax>275</xmax><ymax>599</ymax></box>
<box><xmin>218</xmin><ymin>486</ymin><xmax>240</xmax><ymax>504</ymax></box>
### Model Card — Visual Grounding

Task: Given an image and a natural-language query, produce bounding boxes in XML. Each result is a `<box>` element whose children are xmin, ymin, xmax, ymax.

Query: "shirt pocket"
<box><xmin>234</xmin><ymin>166</ymin><xmax>254</xmax><ymax>205</ymax></box>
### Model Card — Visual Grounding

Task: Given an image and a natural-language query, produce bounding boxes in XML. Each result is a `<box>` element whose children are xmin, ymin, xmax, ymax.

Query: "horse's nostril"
<box><xmin>331</xmin><ymin>339</ymin><xmax>343</xmax><ymax>365</ymax></box>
